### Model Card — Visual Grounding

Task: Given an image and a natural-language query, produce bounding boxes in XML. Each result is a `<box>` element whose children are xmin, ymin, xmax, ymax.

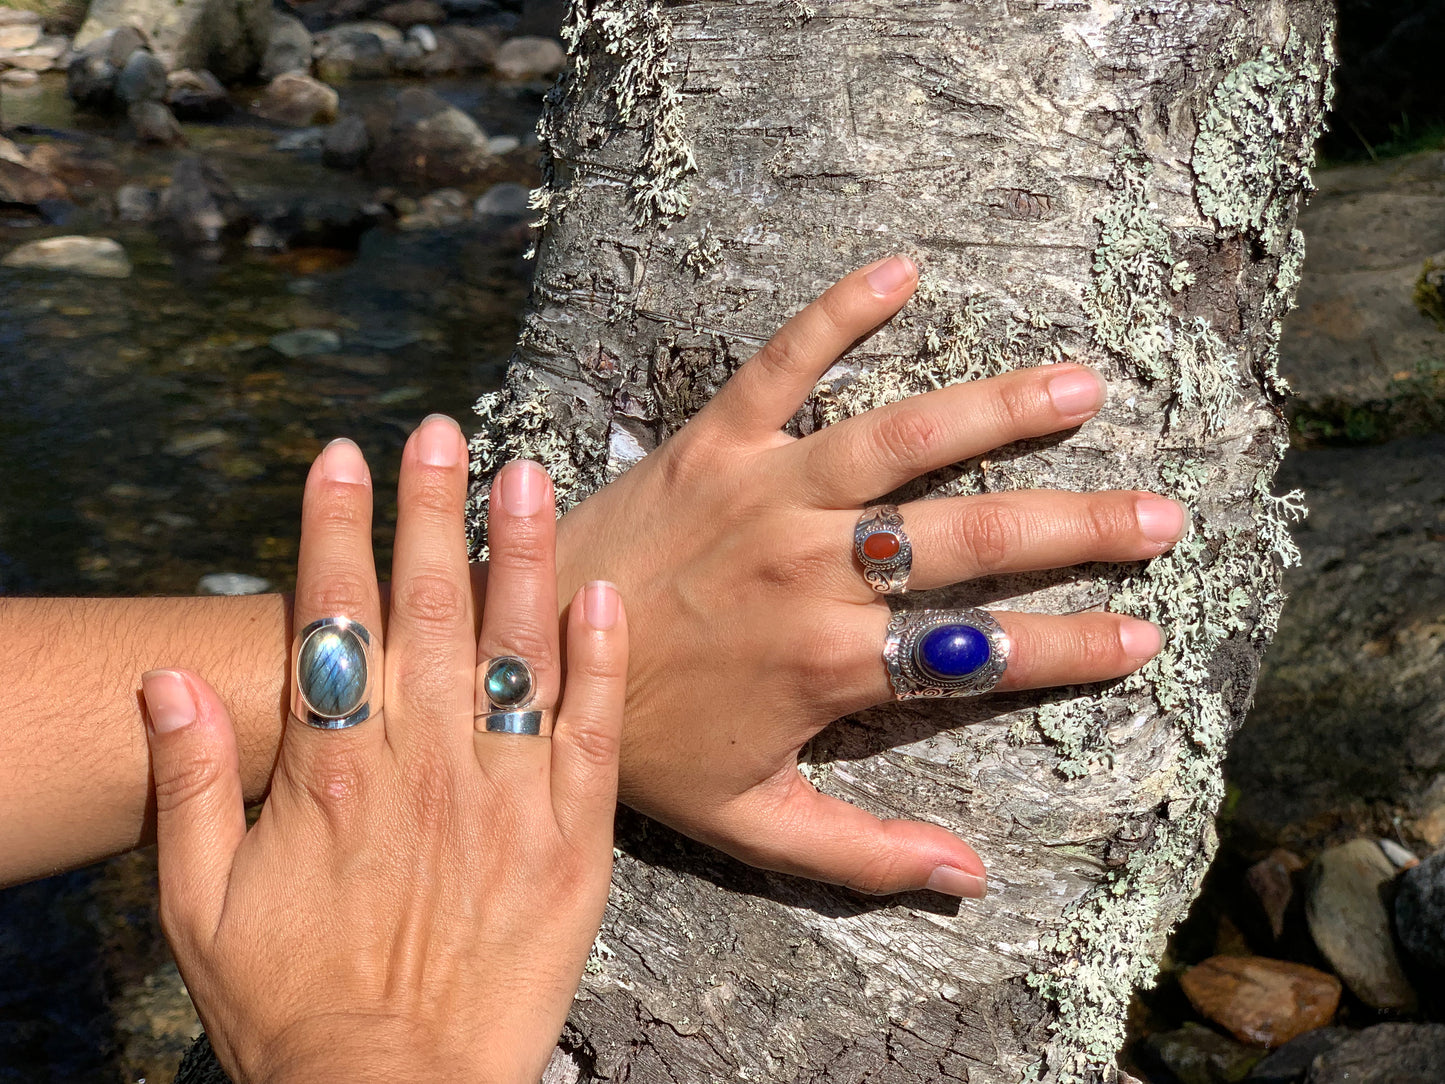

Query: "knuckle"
<box><xmin>487</xmin><ymin>625</ymin><xmax>556</xmax><ymax>673</ymax></box>
<box><xmin>870</xmin><ymin>406</ymin><xmax>940</xmax><ymax>469</ymax></box>
<box><xmin>401</xmin><ymin>753</ymin><xmax>458</xmax><ymax>834</ymax></box>
<box><xmin>311</xmin><ymin>492</ymin><xmax>369</xmax><ymax>535</ymax></box>
<box><xmin>754</xmin><ymin>330</ymin><xmax>811</xmax><ymax>385</ymax></box>
<box><xmin>392</xmin><ymin>570</ymin><xmax>469</xmax><ymax>629</ymax></box>
<box><xmin>841</xmin><ymin>849</ymin><xmax>903</xmax><ymax>896</ymax></box>
<box><xmin>991</xmin><ymin>377</ymin><xmax>1048</xmax><ymax>433</ymax></box>
<box><xmin>561</xmin><ymin>716</ymin><xmax>621</xmax><ymax>770</ymax></box>
<box><xmin>1085</xmin><ymin>498</ymin><xmax>1140</xmax><ymax>548</ymax></box>
<box><xmin>812</xmin><ymin>285</ymin><xmax>852</xmax><ymax>337</ymax></box>
<box><xmin>406</xmin><ymin>467</ymin><xmax>462</xmax><ymax>519</ymax></box>
<box><xmin>307</xmin><ymin>571</ymin><xmax>375</xmax><ymax>620</ymax></box>
<box><xmin>958</xmin><ymin>502</ymin><xmax>1024</xmax><ymax>573</ymax></box>
<box><xmin>153</xmin><ymin>750</ymin><xmax>228</xmax><ymax>814</ymax></box>
<box><xmin>1075</xmin><ymin>620</ymin><xmax>1130</xmax><ymax>670</ymax></box>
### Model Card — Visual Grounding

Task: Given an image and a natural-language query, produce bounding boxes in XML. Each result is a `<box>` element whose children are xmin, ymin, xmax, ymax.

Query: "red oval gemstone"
<box><xmin>862</xmin><ymin>531</ymin><xmax>901</xmax><ymax>561</ymax></box>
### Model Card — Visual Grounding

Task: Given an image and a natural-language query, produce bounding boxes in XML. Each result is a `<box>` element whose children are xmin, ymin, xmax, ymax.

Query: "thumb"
<box><xmin>141</xmin><ymin>669</ymin><xmax>247</xmax><ymax>939</ymax></box>
<box><xmin>724</xmin><ymin>770</ymin><xmax>989</xmax><ymax>898</ymax></box>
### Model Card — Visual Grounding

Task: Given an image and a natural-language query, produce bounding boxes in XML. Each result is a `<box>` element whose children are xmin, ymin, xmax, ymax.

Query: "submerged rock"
<box><xmin>1305</xmin><ymin>839</ymin><xmax>1416</xmax><ymax>1012</ymax></box>
<box><xmin>269</xmin><ymin>328</ymin><xmax>342</xmax><ymax>358</ymax></box>
<box><xmin>166</xmin><ymin>69</ymin><xmax>230</xmax><ymax>119</ymax></box>
<box><xmin>157</xmin><ymin>157</ymin><xmax>249</xmax><ymax>245</ymax></box>
<box><xmin>116</xmin><ymin>48</ymin><xmax>167</xmax><ymax>104</ymax></box>
<box><xmin>1179</xmin><ymin>956</ymin><xmax>1340</xmax><ymax>1048</ymax></box>
<box><xmin>0</xmin><ymin>158</ymin><xmax>70</xmax><ymax>207</ymax></box>
<box><xmin>2</xmin><ymin>236</ymin><xmax>132</xmax><ymax>278</ymax></box>
<box><xmin>475</xmin><ymin>181</ymin><xmax>531</xmax><ymax>220</ymax></box>
<box><xmin>376</xmin><ymin>0</ymin><xmax>446</xmax><ymax>27</ymax></box>
<box><xmin>260</xmin><ymin>13</ymin><xmax>313</xmax><ymax>81</ymax></box>
<box><xmin>322</xmin><ymin>113</ymin><xmax>371</xmax><ymax>170</ymax></box>
<box><xmin>1394</xmin><ymin>848</ymin><xmax>1445</xmax><ymax>975</ymax></box>
<box><xmin>254</xmin><ymin>73</ymin><xmax>340</xmax><ymax>127</ymax></box>
<box><xmin>1304</xmin><ymin>1024</ymin><xmax>1445</xmax><ymax>1083</ymax></box>
<box><xmin>197</xmin><ymin>573</ymin><xmax>272</xmax><ymax>596</ymax></box>
<box><xmin>129</xmin><ymin>100</ymin><xmax>186</xmax><ymax>145</ymax></box>
<box><xmin>366</xmin><ymin>86</ymin><xmax>491</xmax><ymax>187</ymax></box>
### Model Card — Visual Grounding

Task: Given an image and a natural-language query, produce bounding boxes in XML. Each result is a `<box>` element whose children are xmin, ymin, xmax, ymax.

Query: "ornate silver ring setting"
<box><xmin>478</xmin><ymin>655</ymin><xmax>548</xmax><ymax>736</ymax></box>
<box><xmin>292</xmin><ymin>617</ymin><xmax>379</xmax><ymax>729</ymax></box>
<box><xmin>855</xmin><ymin>504</ymin><xmax>913</xmax><ymax>595</ymax></box>
<box><xmin>883</xmin><ymin>608</ymin><xmax>1009</xmax><ymax>700</ymax></box>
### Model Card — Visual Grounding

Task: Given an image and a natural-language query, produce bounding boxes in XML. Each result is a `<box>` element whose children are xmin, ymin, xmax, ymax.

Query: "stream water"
<box><xmin>0</xmin><ymin>73</ymin><xmax>540</xmax><ymax>1081</ymax></box>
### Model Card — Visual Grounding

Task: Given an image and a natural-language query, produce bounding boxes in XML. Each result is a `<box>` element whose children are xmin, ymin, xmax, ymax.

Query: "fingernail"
<box><xmin>320</xmin><ymin>438</ymin><xmax>368</xmax><ymax>485</ymax></box>
<box><xmin>416</xmin><ymin>414</ymin><xmax>461</xmax><ymax>468</ymax></box>
<box><xmin>1120</xmin><ymin>619</ymin><xmax>1164</xmax><ymax>660</ymax></box>
<box><xmin>498</xmin><ymin>460</ymin><xmax>547</xmax><ymax>517</ymax></box>
<box><xmin>141</xmin><ymin>670</ymin><xmax>197</xmax><ymax>734</ymax></box>
<box><xmin>926</xmin><ymin>866</ymin><xmax>988</xmax><ymax>899</ymax></box>
<box><xmin>583</xmin><ymin>580</ymin><xmax>619</xmax><ymax>631</ymax></box>
<box><xmin>1136</xmin><ymin>496</ymin><xmax>1188</xmax><ymax>544</ymax></box>
<box><xmin>1047</xmin><ymin>368</ymin><xmax>1107</xmax><ymax>417</ymax></box>
<box><xmin>864</xmin><ymin>255</ymin><xmax>915</xmax><ymax>296</ymax></box>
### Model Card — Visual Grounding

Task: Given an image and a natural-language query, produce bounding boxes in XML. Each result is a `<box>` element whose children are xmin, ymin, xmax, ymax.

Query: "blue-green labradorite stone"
<box><xmin>485</xmin><ymin>657</ymin><xmax>533</xmax><ymax>708</ymax></box>
<box><xmin>916</xmin><ymin>624</ymin><xmax>990</xmax><ymax>682</ymax></box>
<box><xmin>298</xmin><ymin>627</ymin><xmax>368</xmax><ymax>718</ymax></box>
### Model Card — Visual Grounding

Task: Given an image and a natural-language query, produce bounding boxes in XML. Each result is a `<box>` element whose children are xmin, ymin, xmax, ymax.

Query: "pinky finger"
<box><xmin>550</xmin><ymin>582</ymin><xmax>629</xmax><ymax>847</ymax></box>
<box><xmin>140</xmin><ymin>669</ymin><xmax>247</xmax><ymax>941</ymax></box>
<box><xmin>995</xmin><ymin>611</ymin><xmax>1163</xmax><ymax>691</ymax></box>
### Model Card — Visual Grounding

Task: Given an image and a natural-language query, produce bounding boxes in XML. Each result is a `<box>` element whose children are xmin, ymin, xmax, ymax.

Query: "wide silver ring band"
<box><xmin>883</xmin><ymin>608</ymin><xmax>1009</xmax><ymax>700</ymax></box>
<box><xmin>855</xmin><ymin>504</ymin><xmax>913</xmax><ymax>595</ymax></box>
<box><xmin>291</xmin><ymin>617</ymin><xmax>380</xmax><ymax>730</ymax></box>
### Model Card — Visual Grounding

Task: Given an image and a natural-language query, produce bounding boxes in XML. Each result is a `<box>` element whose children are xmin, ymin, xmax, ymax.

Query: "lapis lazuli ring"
<box><xmin>292</xmin><ymin>617</ymin><xmax>378</xmax><ymax>729</ymax></box>
<box><xmin>478</xmin><ymin>655</ymin><xmax>547</xmax><ymax>736</ymax></box>
<box><xmin>883</xmin><ymin>608</ymin><xmax>1009</xmax><ymax>699</ymax></box>
<box><xmin>855</xmin><ymin>505</ymin><xmax>913</xmax><ymax>595</ymax></box>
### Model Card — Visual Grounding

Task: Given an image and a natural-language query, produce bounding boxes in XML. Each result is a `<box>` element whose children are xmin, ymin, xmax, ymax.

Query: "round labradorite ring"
<box><xmin>882</xmin><ymin>608</ymin><xmax>1009</xmax><ymax>700</ymax></box>
<box><xmin>477</xmin><ymin>655</ymin><xmax>548</xmax><ymax>737</ymax></box>
<box><xmin>855</xmin><ymin>505</ymin><xmax>913</xmax><ymax>595</ymax></box>
<box><xmin>292</xmin><ymin>617</ymin><xmax>378</xmax><ymax>730</ymax></box>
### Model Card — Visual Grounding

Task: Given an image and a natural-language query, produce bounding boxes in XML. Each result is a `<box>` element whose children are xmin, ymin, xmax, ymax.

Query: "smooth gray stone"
<box><xmin>1305</xmin><ymin>1024</ymin><xmax>1445</xmax><ymax>1084</ymax></box>
<box><xmin>196</xmin><ymin>573</ymin><xmax>272</xmax><ymax>596</ymax></box>
<box><xmin>269</xmin><ymin>328</ymin><xmax>341</xmax><ymax>358</ymax></box>
<box><xmin>1395</xmin><ymin>848</ymin><xmax>1445</xmax><ymax>974</ymax></box>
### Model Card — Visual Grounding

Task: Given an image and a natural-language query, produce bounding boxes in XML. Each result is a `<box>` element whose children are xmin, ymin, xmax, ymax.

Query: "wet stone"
<box><xmin>197</xmin><ymin>573</ymin><xmax>273</xmax><ymax>596</ymax></box>
<box><xmin>1247</xmin><ymin>1028</ymin><xmax>1349</xmax><ymax>1084</ymax></box>
<box><xmin>270</xmin><ymin>328</ymin><xmax>342</xmax><ymax>358</ymax></box>
<box><xmin>2</xmin><ymin>236</ymin><xmax>131</xmax><ymax>278</ymax></box>
<box><xmin>1393</xmin><ymin>847</ymin><xmax>1445</xmax><ymax>975</ymax></box>
<box><xmin>1179</xmin><ymin>955</ymin><xmax>1341</xmax><ymax>1048</ymax></box>
<box><xmin>1304</xmin><ymin>1024</ymin><xmax>1445</xmax><ymax>1084</ymax></box>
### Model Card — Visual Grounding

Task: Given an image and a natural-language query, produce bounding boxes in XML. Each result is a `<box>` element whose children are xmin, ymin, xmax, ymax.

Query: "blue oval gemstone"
<box><xmin>915</xmin><ymin>624</ymin><xmax>991</xmax><ymax>681</ymax></box>
<box><xmin>298</xmin><ymin>627</ymin><xmax>368</xmax><ymax>718</ymax></box>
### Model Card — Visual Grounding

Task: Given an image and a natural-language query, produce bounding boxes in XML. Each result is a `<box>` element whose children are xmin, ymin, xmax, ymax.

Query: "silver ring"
<box><xmin>855</xmin><ymin>504</ymin><xmax>913</xmax><ymax>595</ymax></box>
<box><xmin>883</xmin><ymin>608</ymin><xmax>1009</xmax><ymax>699</ymax></box>
<box><xmin>292</xmin><ymin>617</ymin><xmax>378</xmax><ymax>729</ymax></box>
<box><xmin>477</xmin><ymin>655</ymin><xmax>550</xmax><ymax>737</ymax></box>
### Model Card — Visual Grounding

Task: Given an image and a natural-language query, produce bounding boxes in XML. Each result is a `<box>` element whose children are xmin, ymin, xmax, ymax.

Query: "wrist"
<box><xmin>251</xmin><ymin>1018</ymin><xmax>453</xmax><ymax>1084</ymax></box>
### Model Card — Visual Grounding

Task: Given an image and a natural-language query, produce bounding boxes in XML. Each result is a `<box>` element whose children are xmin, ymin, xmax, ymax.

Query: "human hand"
<box><xmin>139</xmin><ymin>420</ymin><xmax>627</xmax><ymax>1082</ymax></box>
<box><xmin>554</xmin><ymin>257</ymin><xmax>1183</xmax><ymax>898</ymax></box>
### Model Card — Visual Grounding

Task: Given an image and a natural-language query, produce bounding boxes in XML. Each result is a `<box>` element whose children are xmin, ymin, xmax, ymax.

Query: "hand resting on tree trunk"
<box><xmin>0</xmin><ymin>260</ymin><xmax>1183</xmax><ymax>895</ymax></box>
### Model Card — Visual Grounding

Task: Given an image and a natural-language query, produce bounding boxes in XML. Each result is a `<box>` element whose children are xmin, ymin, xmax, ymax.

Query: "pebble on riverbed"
<box><xmin>2</xmin><ymin>236</ymin><xmax>132</xmax><ymax>278</ymax></box>
<box><xmin>254</xmin><ymin>72</ymin><xmax>341</xmax><ymax>128</ymax></box>
<box><xmin>1179</xmin><ymin>956</ymin><xmax>1341</xmax><ymax>1047</ymax></box>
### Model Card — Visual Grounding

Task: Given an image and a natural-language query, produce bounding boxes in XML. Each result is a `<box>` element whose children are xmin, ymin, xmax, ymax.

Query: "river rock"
<box><xmin>0</xmin><ymin>158</ymin><xmax>69</xmax><ymax>206</ymax></box>
<box><xmin>376</xmin><ymin>0</ymin><xmax>445</xmax><ymax>26</ymax></box>
<box><xmin>115</xmin><ymin>185</ymin><xmax>159</xmax><ymax>222</ymax></box>
<box><xmin>408</xmin><ymin>24</ymin><xmax>438</xmax><ymax>52</ymax></box>
<box><xmin>322</xmin><ymin>113</ymin><xmax>371</xmax><ymax>169</ymax></box>
<box><xmin>475</xmin><ymin>181</ymin><xmax>530</xmax><ymax>220</ymax></box>
<box><xmin>116</xmin><ymin>48</ymin><xmax>167</xmax><ymax>104</ymax></box>
<box><xmin>1247</xmin><ymin>1028</ymin><xmax>1349</xmax><ymax>1083</ymax></box>
<box><xmin>1135</xmin><ymin>1023</ymin><xmax>1262</xmax><ymax>1084</ymax></box>
<box><xmin>1394</xmin><ymin>848</ymin><xmax>1445</xmax><ymax>974</ymax></box>
<box><xmin>157</xmin><ymin>156</ymin><xmax>249</xmax><ymax>245</ymax></box>
<box><xmin>260</xmin><ymin>13</ymin><xmax>313</xmax><ymax>81</ymax></box>
<box><xmin>4</xmin><ymin>34</ymin><xmax>69</xmax><ymax>72</ymax></box>
<box><xmin>0</xmin><ymin>19</ymin><xmax>42</xmax><ymax>52</ymax></box>
<box><xmin>76</xmin><ymin>0</ymin><xmax>273</xmax><ymax>83</ymax></box>
<box><xmin>366</xmin><ymin>86</ymin><xmax>491</xmax><ymax>187</ymax></box>
<box><xmin>1305</xmin><ymin>1024</ymin><xmax>1445</xmax><ymax>1084</ymax></box>
<box><xmin>0</xmin><ymin>69</ymin><xmax>38</xmax><ymax>87</ymax></box>
<box><xmin>314</xmin><ymin>27</ymin><xmax>391</xmax><ymax>81</ymax></box>
<box><xmin>197</xmin><ymin>572</ymin><xmax>272</xmax><ymax>596</ymax></box>
<box><xmin>166</xmin><ymin>69</ymin><xmax>230</xmax><ymax>119</ymax></box>
<box><xmin>1179</xmin><ymin>956</ymin><xmax>1340</xmax><ymax>1048</ymax></box>
<box><xmin>1305</xmin><ymin>840</ymin><xmax>1416</xmax><ymax>1011</ymax></box>
<box><xmin>254</xmin><ymin>72</ymin><xmax>339</xmax><ymax>127</ymax></box>
<box><xmin>1414</xmin><ymin>778</ymin><xmax>1445</xmax><ymax>848</ymax></box>
<box><xmin>1247</xmin><ymin>849</ymin><xmax>1306</xmax><ymax>941</ymax></box>
<box><xmin>2</xmin><ymin>236</ymin><xmax>132</xmax><ymax>278</ymax></box>
<box><xmin>129</xmin><ymin>101</ymin><xmax>186</xmax><ymax>145</ymax></box>
<box><xmin>492</xmin><ymin>35</ymin><xmax>565</xmax><ymax>80</ymax></box>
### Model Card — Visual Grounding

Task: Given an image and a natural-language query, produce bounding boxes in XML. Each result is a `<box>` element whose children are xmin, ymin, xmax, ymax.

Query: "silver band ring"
<box><xmin>292</xmin><ymin>617</ymin><xmax>379</xmax><ymax>729</ymax></box>
<box><xmin>855</xmin><ymin>504</ymin><xmax>913</xmax><ymax>595</ymax></box>
<box><xmin>477</xmin><ymin>655</ymin><xmax>550</xmax><ymax>737</ymax></box>
<box><xmin>883</xmin><ymin>608</ymin><xmax>1009</xmax><ymax>699</ymax></box>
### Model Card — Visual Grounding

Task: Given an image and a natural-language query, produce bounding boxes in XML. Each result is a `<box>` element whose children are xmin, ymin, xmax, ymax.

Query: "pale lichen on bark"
<box><xmin>469</xmin><ymin>0</ymin><xmax>1335</xmax><ymax>1079</ymax></box>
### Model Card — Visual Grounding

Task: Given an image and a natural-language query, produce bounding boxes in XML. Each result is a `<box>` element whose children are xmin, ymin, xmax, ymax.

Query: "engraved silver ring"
<box><xmin>855</xmin><ymin>504</ymin><xmax>913</xmax><ymax>595</ymax></box>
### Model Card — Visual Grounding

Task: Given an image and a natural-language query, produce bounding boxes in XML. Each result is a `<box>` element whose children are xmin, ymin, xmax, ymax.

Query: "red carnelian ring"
<box><xmin>854</xmin><ymin>505</ymin><xmax>912</xmax><ymax>595</ymax></box>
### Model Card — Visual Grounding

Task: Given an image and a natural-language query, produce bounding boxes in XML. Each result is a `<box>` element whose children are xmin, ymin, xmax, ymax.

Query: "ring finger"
<box><xmin>280</xmin><ymin>438</ymin><xmax>387</xmax><ymax>802</ymax></box>
<box><xmin>845</xmin><ymin>489</ymin><xmax>1188</xmax><ymax>597</ymax></box>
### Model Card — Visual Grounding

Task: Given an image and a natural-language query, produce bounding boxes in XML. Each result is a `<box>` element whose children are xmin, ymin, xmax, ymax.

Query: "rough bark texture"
<box><xmin>468</xmin><ymin>1</ymin><xmax>1334</xmax><ymax>1080</ymax></box>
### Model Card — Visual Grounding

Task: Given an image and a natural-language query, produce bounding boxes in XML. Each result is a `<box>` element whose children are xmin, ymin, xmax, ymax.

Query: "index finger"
<box><xmin>701</xmin><ymin>256</ymin><xmax>919</xmax><ymax>436</ymax></box>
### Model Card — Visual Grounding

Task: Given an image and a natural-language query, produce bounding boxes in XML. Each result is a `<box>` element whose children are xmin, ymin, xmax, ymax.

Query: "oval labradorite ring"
<box><xmin>883</xmin><ymin>608</ymin><xmax>1009</xmax><ymax>699</ymax></box>
<box><xmin>855</xmin><ymin>504</ymin><xmax>913</xmax><ymax>595</ymax></box>
<box><xmin>292</xmin><ymin>617</ymin><xmax>378</xmax><ymax>729</ymax></box>
<box><xmin>478</xmin><ymin>655</ymin><xmax>547</xmax><ymax>736</ymax></box>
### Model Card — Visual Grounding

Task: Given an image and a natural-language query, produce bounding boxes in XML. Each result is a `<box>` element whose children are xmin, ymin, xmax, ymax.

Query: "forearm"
<box><xmin>0</xmin><ymin>594</ymin><xmax>292</xmax><ymax>886</ymax></box>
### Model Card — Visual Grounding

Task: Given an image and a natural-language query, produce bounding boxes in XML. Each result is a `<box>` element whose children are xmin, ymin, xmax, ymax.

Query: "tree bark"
<box><xmin>468</xmin><ymin>1</ymin><xmax>1334</xmax><ymax>1080</ymax></box>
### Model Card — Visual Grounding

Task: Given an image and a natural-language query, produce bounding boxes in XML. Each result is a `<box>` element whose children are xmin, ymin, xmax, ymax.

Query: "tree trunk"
<box><xmin>468</xmin><ymin>1</ymin><xmax>1334</xmax><ymax>1080</ymax></box>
